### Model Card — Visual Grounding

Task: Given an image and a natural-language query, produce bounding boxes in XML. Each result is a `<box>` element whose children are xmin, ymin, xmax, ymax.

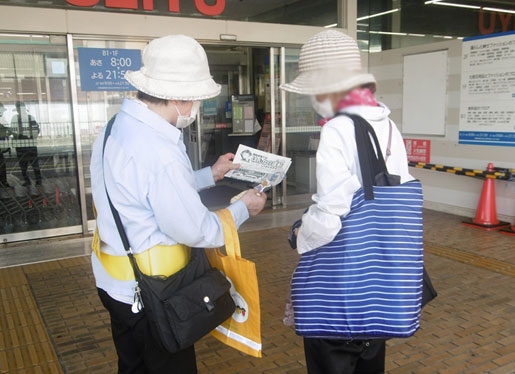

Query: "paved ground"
<box><xmin>1</xmin><ymin>209</ymin><xmax>515</xmax><ymax>373</ymax></box>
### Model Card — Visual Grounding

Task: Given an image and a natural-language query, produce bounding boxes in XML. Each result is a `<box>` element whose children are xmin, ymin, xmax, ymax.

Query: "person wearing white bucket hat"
<box><xmin>90</xmin><ymin>34</ymin><xmax>267</xmax><ymax>373</ymax></box>
<box><xmin>281</xmin><ymin>30</ymin><xmax>414</xmax><ymax>373</ymax></box>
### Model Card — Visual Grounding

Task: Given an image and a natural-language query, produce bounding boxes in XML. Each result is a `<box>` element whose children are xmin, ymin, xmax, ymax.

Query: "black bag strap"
<box><xmin>334</xmin><ymin>113</ymin><xmax>389</xmax><ymax>200</ymax></box>
<box><xmin>101</xmin><ymin>115</ymin><xmax>143</xmax><ymax>280</ymax></box>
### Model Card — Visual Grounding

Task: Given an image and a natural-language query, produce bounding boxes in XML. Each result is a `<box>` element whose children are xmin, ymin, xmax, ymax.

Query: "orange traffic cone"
<box><xmin>462</xmin><ymin>163</ymin><xmax>510</xmax><ymax>231</ymax></box>
<box><xmin>500</xmin><ymin>218</ymin><xmax>515</xmax><ymax>236</ymax></box>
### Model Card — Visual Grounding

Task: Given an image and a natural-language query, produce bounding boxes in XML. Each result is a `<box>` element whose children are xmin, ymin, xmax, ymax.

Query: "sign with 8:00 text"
<box><xmin>78</xmin><ymin>47</ymin><xmax>141</xmax><ymax>91</ymax></box>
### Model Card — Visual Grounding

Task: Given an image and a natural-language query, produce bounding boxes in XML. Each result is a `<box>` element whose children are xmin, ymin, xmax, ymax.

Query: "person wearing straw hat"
<box><xmin>281</xmin><ymin>29</ymin><xmax>414</xmax><ymax>373</ymax></box>
<box><xmin>90</xmin><ymin>34</ymin><xmax>267</xmax><ymax>374</ymax></box>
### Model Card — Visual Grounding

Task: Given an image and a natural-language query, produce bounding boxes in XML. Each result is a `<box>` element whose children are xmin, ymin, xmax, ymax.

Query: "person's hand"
<box><xmin>239</xmin><ymin>189</ymin><xmax>267</xmax><ymax>216</ymax></box>
<box><xmin>211</xmin><ymin>153</ymin><xmax>239</xmax><ymax>182</ymax></box>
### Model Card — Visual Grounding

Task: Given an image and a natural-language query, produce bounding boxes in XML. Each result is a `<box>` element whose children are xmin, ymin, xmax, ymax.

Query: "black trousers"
<box><xmin>0</xmin><ymin>151</ymin><xmax>7</xmax><ymax>185</ymax></box>
<box><xmin>97</xmin><ymin>288</ymin><xmax>198</xmax><ymax>374</ymax></box>
<box><xmin>16</xmin><ymin>146</ymin><xmax>41</xmax><ymax>185</ymax></box>
<box><xmin>304</xmin><ymin>338</ymin><xmax>386</xmax><ymax>374</ymax></box>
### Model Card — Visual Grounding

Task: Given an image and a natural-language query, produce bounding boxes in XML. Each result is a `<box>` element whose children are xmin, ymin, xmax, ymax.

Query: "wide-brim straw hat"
<box><xmin>280</xmin><ymin>30</ymin><xmax>376</xmax><ymax>95</ymax></box>
<box><xmin>125</xmin><ymin>34</ymin><xmax>221</xmax><ymax>101</ymax></box>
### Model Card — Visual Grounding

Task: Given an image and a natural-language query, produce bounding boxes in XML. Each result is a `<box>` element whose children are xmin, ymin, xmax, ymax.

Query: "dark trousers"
<box><xmin>16</xmin><ymin>146</ymin><xmax>41</xmax><ymax>185</ymax></box>
<box><xmin>0</xmin><ymin>151</ymin><xmax>7</xmax><ymax>185</ymax></box>
<box><xmin>97</xmin><ymin>288</ymin><xmax>198</xmax><ymax>374</ymax></box>
<box><xmin>304</xmin><ymin>338</ymin><xmax>386</xmax><ymax>374</ymax></box>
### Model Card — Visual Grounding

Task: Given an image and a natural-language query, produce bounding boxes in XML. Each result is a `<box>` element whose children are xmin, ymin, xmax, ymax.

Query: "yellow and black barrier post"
<box><xmin>408</xmin><ymin>162</ymin><xmax>513</xmax><ymax>231</ymax></box>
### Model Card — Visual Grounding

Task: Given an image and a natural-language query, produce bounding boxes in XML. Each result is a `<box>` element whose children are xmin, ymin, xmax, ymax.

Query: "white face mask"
<box><xmin>310</xmin><ymin>96</ymin><xmax>334</xmax><ymax>118</ymax></box>
<box><xmin>175</xmin><ymin>101</ymin><xmax>200</xmax><ymax>129</ymax></box>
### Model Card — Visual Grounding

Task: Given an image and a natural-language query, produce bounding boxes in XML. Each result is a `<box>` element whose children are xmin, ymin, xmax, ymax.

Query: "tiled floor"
<box><xmin>1</xmin><ymin>208</ymin><xmax>515</xmax><ymax>373</ymax></box>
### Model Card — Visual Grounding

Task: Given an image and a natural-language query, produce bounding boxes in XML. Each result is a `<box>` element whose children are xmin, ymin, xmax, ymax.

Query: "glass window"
<box><xmin>71</xmin><ymin>38</ymin><xmax>149</xmax><ymax>227</ymax></box>
<box><xmin>283</xmin><ymin>48</ymin><xmax>319</xmax><ymax>198</ymax></box>
<box><xmin>0</xmin><ymin>34</ymin><xmax>80</xmax><ymax>234</ymax></box>
<box><xmin>357</xmin><ymin>0</ymin><xmax>515</xmax><ymax>52</ymax></box>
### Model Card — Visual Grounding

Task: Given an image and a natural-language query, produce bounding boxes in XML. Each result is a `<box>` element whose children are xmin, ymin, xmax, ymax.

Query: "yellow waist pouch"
<box><xmin>92</xmin><ymin>228</ymin><xmax>190</xmax><ymax>281</ymax></box>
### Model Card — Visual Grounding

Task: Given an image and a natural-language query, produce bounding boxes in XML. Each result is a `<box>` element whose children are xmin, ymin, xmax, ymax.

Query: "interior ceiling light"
<box><xmin>324</xmin><ymin>23</ymin><xmax>338</xmax><ymax>28</ymax></box>
<box><xmin>425</xmin><ymin>0</ymin><xmax>515</xmax><ymax>14</ymax></box>
<box><xmin>425</xmin><ymin>1</ymin><xmax>480</xmax><ymax>9</ymax></box>
<box><xmin>369</xmin><ymin>31</ymin><xmax>408</xmax><ymax>36</ymax></box>
<box><xmin>357</xmin><ymin>8</ymin><xmax>400</xmax><ymax>21</ymax></box>
<box><xmin>482</xmin><ymin>7</ymin><xmax>515</xmax><ymax>14</ymax></box>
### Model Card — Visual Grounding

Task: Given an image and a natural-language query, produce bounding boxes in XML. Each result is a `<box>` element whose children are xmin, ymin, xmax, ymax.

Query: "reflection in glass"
<box><xmin>283</xmin><ymin>48</ymin><xmax>319</xmax><ymax>197</ymax></box>
<box><xmin>72</xmin><ymin>39</ymin><xmax>148</xmax><ymax>224</ymax></box>
<box><xmin>0</xmin><ymin>34</ymin><xmax>81</xmax><ymax>234</ymax></box>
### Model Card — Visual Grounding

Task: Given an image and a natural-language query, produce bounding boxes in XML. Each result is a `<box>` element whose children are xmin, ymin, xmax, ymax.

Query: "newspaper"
<box><xmin>225</xmin><ymin>145</ymin><xmax>292</xmax><ymax>187</ymax></box>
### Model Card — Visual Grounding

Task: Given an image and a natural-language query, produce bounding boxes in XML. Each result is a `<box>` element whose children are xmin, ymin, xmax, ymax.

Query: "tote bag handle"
<box><xmin>216</xmin><ymin>209</ymin><xmax>242</xmax><ymax>258</ymax></box>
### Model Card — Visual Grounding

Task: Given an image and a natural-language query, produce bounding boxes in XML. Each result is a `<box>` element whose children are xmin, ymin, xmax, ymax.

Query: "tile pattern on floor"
<box><xmin>1</xmin><ymin>209</ymin><xmax>515</xmax><ymax>373</ymax></box>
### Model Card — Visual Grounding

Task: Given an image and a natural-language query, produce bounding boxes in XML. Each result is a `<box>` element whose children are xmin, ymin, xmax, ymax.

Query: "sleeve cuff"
<box><xmin>195</xmin><ymin>167</ymin><xmax>216</xmax><ymax>191</ymax></box>
<box><xmin>226</xmin><ymin>200</ymin><xmax>249</xmax><ymax>229</ymax></box>
<box><xmin>296</xmin><ymin>208</ymin><xmax>342</xmax><ymax>254</ymax></box>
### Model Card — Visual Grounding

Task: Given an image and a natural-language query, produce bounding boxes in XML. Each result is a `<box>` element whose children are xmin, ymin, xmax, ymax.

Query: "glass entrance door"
<box><xmin>281</xmin><ymin>48</ymin><xmax>320</xmax><ymax>205</ymax></box>
<box><xmin>190</xmin><ymin>45</ymin><xmax>317</xmax><ymax>209</ymax></box>
<box><xmin>0</xmin><ymin>34</ymin><xmax>81</xmax><ymax>240</ymax></box>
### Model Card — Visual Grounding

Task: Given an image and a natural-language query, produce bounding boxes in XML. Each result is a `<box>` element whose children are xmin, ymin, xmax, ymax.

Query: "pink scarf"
<box><xmin>318</xmin><ymin>88</ymin><xmax>378</xmax><ymax>126</ymax></box>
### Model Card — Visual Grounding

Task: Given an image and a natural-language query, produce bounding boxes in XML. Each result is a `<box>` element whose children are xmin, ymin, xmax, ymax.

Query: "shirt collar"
<box><xmin>120</xmin><ymin>98</ymin><xmax>182</xmax><ymax>144</ymax></box>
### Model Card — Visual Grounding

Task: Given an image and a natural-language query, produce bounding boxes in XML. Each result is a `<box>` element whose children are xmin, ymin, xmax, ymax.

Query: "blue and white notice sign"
<box><xmin>459</xmin><ymin>31</ymin><xmax>515</xmax><ymax>147</ymax></box>
<box><xmin>78</xmin><ymin>47</ymin><xmax>142</xmax><ymax>91</ymax></box>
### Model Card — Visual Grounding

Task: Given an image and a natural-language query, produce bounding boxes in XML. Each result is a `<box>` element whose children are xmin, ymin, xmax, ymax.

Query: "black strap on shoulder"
<box><xmin>101</xmin><ymin>115</ymin><xmax>142</xmax><ymax>278</ymax></box>
<box><xmin>334</xmin><ymin>113</ymin><xmax>388</xmax><ymax>200</ymax></box>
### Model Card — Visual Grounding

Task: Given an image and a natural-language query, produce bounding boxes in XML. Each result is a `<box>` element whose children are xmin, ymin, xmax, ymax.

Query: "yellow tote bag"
<box><xmin>206</xmin><ymin>209</ymin><xmax>262</xmax><ymax>358</ymax></box>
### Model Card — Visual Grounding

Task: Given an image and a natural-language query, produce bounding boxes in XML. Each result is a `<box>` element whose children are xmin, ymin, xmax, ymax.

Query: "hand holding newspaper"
<box><xmin>225</xmin><ymin>145</ymin><xmax>292</xmax><ymax>203</ymax></box>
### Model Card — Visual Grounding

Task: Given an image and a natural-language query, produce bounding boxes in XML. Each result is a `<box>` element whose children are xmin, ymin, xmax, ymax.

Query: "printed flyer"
<box><xmin>225</xmin><ymin>145</ymin><xmax>291</xmax><ymax>186</ymax></box>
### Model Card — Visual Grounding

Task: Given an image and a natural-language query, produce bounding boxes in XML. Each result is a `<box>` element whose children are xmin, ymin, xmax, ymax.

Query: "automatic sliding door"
<box><xmin>70</xmin><ymin>37</ymin><xmax>149</xmax><ymax>232</ymax></box>
<box><xmin>270</xmin><ymin>47</ymin><xmax>319</xmax><ymax>207</ymax></box>
<box><xmin>0</xmin><ymin>34</ymin><xmax>80</xmax><ymax>240</ymax></box>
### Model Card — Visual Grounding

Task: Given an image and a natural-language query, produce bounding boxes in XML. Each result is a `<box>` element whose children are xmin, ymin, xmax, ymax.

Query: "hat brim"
<box><xmin>125</xmin><ymin>70</ymin><xmax>221</xmax><ymax>101</ymax></box>
<box><xmin>280</xmin><ymin>69</ymin><xmax>376</xmax><ymax>96</ymax></box>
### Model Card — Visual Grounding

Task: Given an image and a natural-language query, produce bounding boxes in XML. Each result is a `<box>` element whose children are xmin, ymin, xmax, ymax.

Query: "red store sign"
<box><xmin>65</xmin><ymin>0</ymin><xmax>225</xmax><ymax>16</ymax></box>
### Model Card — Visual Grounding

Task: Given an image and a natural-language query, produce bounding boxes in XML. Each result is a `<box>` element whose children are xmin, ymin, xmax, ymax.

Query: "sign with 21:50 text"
<box><xmin>78</xmin><ymin>47</ymin><xmax>141</xmax><ymax>91</ymax></box>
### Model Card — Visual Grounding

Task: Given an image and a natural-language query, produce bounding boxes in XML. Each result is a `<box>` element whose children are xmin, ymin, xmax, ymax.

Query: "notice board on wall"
<box><xmin>402</xmin><ymin>50</ymin><xmax>447</xmax><ymax>135</ymax></box>
<box><xmin>459</xmin><ymin>31</ymin><xmax>515</xmax><ymax>147</ymax></box>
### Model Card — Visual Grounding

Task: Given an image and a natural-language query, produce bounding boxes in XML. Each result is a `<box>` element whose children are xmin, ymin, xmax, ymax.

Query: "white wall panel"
<box><xmin>369</xmin><ymin>39</ymin><xmax>514</xmax><ymax>220</ymax></box>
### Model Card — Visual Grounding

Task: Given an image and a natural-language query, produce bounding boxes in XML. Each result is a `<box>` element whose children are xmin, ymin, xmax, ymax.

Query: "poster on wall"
<box><xmin>459</xmin><ymin>31</ymin><xmax>515</xmax><ymax>147</ymax></box>
<box><xmin>78</xmin><ymin>48</ymin><xmax>142</xmax><ymax>91</ymax></box>
<box><xmin>404</xmin><ymin>139</ymin><xmax>431</xmax><ymax>163</ymax></box>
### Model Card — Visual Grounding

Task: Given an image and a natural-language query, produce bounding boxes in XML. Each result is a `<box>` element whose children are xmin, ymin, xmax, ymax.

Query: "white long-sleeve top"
<box><xmin>296</xmin><ymin>103</ymin><xmax>414</xmax><ymax>254</ymax></box>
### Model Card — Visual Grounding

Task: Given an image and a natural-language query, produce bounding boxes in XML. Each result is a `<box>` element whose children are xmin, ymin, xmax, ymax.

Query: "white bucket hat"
<box><xmin>280</xmin><ymin>30</ymin><xmax>376</xmax><ymax>95</ymax></box>
<box><xmin>125</xmin><ymin>34</ymin><xmax>221</xmax><ymax>101</ymax></box>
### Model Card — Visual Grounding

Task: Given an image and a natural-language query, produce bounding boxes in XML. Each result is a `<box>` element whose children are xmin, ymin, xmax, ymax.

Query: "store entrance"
<box><xmin>187</xmin><ymin>46</ymin><xmax>270</xmax><ymax>209</ymax></box>
<box><xmin>185</xmin><ymin>46</ymin><xmax>266</xmax><ymax>166</ymax></box>
<box><xmin>187</xmin><ymin>44</ymin><xmax>319</xmax><ymax>209</ymax></box>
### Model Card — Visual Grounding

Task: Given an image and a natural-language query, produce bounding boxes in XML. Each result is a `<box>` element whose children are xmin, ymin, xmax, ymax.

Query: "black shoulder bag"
<box><xmin>101</xmin><ymin>116</ymin><xmax>235</xmax><ymax>353</ymax></box>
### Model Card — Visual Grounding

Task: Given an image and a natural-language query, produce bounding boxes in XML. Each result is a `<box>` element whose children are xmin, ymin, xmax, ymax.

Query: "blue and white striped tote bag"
<box><xmin>291</xmin><ymin>180</ymin><xmax>424</xmax><ymax>339</ymax></box>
